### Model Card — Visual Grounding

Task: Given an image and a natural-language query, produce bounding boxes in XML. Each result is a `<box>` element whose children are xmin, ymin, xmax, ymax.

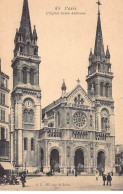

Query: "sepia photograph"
<box><xmin>0</xmin><ymin>0</ymin><xmax>123</xmax><ymax>191</ymax></box>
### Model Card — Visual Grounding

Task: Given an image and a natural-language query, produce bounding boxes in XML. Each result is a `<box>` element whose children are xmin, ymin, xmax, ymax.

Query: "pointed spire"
<box><xmin>61</xmin><ymin>79</ymin><xmax>67</xmax><ymax>91</ymax></box>
<box><xmin>19</xmin><ymin>0</ymin><xmax>32</xmax><ymax>41</ymax></box>
<box><xmin>106</xmin><ymin>45</ymin><xmax>110</xmax><ymax>58</ymax></box>
<box><xmin>94</xmin><ymin>1</ymin><xmax>105</xmax><ymax>58</ymax></box>
<box><xmin>33</xmin><ymin>25</ymin><xmax>37</xmax><ymax>40</ymax></box>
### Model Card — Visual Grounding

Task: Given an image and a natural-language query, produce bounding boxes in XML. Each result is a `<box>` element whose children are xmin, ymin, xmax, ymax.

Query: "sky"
<box><xmin>0</xmin><ymin>0</ymin><xmax>123</xmax><ymax>144</ymax></box>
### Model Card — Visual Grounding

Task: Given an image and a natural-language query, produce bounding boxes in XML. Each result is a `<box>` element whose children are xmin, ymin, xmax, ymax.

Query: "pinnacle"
<box><xmin>61</xmin><ymin>79</ymin><xmax>67</xmax><ymax>91</ymax></box>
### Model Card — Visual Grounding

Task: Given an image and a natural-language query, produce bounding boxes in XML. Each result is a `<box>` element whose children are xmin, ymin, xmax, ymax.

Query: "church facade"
<box><xmin>10</xmin><ymin>0</ymin><xmax>115</xmax><ymax>174</ymax></box>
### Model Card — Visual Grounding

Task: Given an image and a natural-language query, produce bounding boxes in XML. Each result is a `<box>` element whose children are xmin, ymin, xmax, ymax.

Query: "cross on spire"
<box><xmin>76</xmin><ymin>79</ymin><xmax>80</xmax><ymax>85</ymax></box>
<box><xmin>96</xmin><ymin>0</ymin><xmax>102</xmax><ymax>14</ymax></box>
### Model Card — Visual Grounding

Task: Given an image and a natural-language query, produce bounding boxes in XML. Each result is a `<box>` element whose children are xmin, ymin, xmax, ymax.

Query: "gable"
<box><xmin>66</xmin><ymin>84</ymin><xmax>93</xmax><ymax>108</ymax></box>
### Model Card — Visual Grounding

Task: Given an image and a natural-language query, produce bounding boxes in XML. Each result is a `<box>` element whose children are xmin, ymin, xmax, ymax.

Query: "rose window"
<box><xmin>73</xmin><ymin>112</ymin><xmax>87</xmax><ymax>128</ymax></box>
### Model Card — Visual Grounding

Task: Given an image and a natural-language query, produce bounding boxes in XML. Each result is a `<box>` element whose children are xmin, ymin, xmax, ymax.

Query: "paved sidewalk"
<box><xmin>0</xmin><ymin>175</ymin><xmax>123</xmax><ymax>191</ymax></box>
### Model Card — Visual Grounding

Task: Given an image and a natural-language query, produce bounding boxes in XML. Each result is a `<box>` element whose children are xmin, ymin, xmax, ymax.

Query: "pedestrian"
<box><xmin>75</xmin><ymin>169</ymin><xmax>77</xmax><ymax>177</ymax></box>
<box><xmin>107</xmin><ymin>173</ymin><xmax>112</xmax><ymax>186</ymax></box>
<box><xmin>102</xmin><ymin>174</ymin><xmax>106</xmax><ymax>185</ymax></box>
<box><xmin>20</xmin><ymin>172</ymin><xmax>26</xmax><ymax>187</ymax></box>
<box><xmin>96</xmin><ymin>171</ymin><xmax>99</xmax><ymax>181</ymax></box>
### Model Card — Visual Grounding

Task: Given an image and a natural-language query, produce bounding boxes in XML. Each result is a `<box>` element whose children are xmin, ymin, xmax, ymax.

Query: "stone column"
<box><xmin>18</xmin><ymin>129</ymin><xmax>23</xmax><ymax>166</ymax></box>
<box><xmin>18</xmin><ymin>100</ymin><xmax>22</xmax><ymax>129</ymax></box>
<box><xmin>10</xmin><ymin>132</ymin><xmax>14</xmax><ymax>164</ymax></box>
<box><xmin>96</xmin><ymin>83</ymin><xmax>100</xmax><ymax>96</ymax></box>
<box><xmin>98</xmin><ymin>112</ymin><xmax>101</xmax><ymax>132</ymax></box>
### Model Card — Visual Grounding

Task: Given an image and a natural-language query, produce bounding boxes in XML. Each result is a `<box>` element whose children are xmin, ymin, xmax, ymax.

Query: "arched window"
<box><xmin>100</xmin><ymin>82</ymin><xmax>104</xmax><ymax>96</ymax></box>
<box><xmin>23</xmin><ymin>67</ymin><xmax>27</xmax><ymax>84</ymax></box>
<box><xmin>74</xmin><ymin>97</ymin><xmax>77</xmax><ymax>104</ymax></box>
<box><xmin>30</xmin><ymin>69</ymin><xmax>34</xmax><ymax>85</ymax></box>
<box><xmin>23</xmin><ymin>109</ymin><xmax>34</xmax><ymax>123</ymax></box>
<box><xmin>74</xmin><ymin>95</ymin><xmax>84</xmax><ymax>105</ymax></box>
<box><xmin>24</xmin><ymin>137</ymin><xmax>28</xmax><ymax>150</ymax></box>
<box><xmin>31</xmin><ymin>138</ymin><xmax>34</xmax><ymax>150</ymax></box>
<box><xmin>20</xmin><ymin>46</ymin><xmax>23</xmax><ymax>53</ymax></box>
<box><xmin>24</xmin><ymin>109</ymin><xmax>28</xmax><ymax>122</ymax></box>
<box><xmin>105</xmin><ymin>83</ymin><xmax>111</xmax><ymax>97</ymax></box>
<box><xmin>57</xmin><ymin>112</ymin><xmax>60</xmax><ymax>127</ymax></box>
<box><xmin>27</xmin><ymin>42</ymin><xmax>30</xmax><ymax>54</ymax></box>
<box><xmin>34</xmin><ymin>48</ymin><xmax>37</xmax><ymax>55</ymax></box>
<box><xmin>101</xmin><ymin>109</ymin><xmax>110</xmax><ymax>131</ymax></box>
<box><xmin>98</xmin><ymin>63</ymin><xmax>100</xmax><ymax>71</ymax></box>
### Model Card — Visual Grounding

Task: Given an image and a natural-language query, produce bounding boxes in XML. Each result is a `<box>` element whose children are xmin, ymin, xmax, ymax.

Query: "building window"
<box><xmin>31</xmin><ymin>138</ymin><xmax>34</xmax><ymax>150</ymax></box>
<box><xmin>101</xmin><ymin>109</ymin><xmax>110</xmax><ymax>131</ymax></box>
<box><xmin>1</xmin><ymin>127</ymin><xmax>5</xmax><ymax>140</ymax></box>
<box><xmin>57</xmin><ymin>112</ymin><xmax>60</xmax><ymax>127</ymax></box>
<box><xmin>23</xmin><ymin>67</ymin><xmax>27</xmax><ymax>84</ymax></box>
<box><xmin>100</xmin><ymin>82</ymin><xmax>104</xmax><ymax>96</ymax></box>
<box><xmin>0</xmin><ymin>93</ymin><xmax>5</xmax><ymax>105</ymax></box>
<box><xmin>27</xmin><ymin>42</ymin><xmax>30</xmax><ymax>54</ymax></box>
<box><xmin>66</xmin><ymin>113</ymin><xmax>70</xmax><ymax>124</ymax></box>
<box><xmin>20</xmin><ymin>46</ymin><xmax>23</xmax><ymax>53</ymax></box>
<box><xmin>105</xmin><ymin>83</ymin><xmax>110</xmax><ymax>97</ymax></box>
<box><xmin>23</xmin><ymin>109</ymin><xmax>34</xmax><ymax>123</ymax></box>
<box><xmin>24</xmin><ymin>138</ymin><xmax>28</xmax><ymax>150</ymax></box>
<box><xmin>6</xmin><ymin>80</ymin><xmax>8</xmax><ymax>88</ymax></box>
<box><xmin>0</xmin><ymin>77</ymin><xmax>5</xmax><ymax>87</ymax></box>
<box><xmin>34</xmin><ymin>48</ymin><xmax>37</xmax><ymax>55</ymax></box>
<box><xmin>0</xmin><ymin>109</ymin><xmax>5</xmax><ymax>122</ymax></box>
<box><xmin>30</xmin><ymin>69</ymin><xmax>34</xmax><ymax>85</ymax></box>
<box><xmin>29</xmin><ymin>110</ymin><xmax>34</xmax><ymax>123</ymax></box>
<box><xmin>98</xmin><ymin>63</ymin><xmax>100</xmax><ymax>71</ymax></box>
<box><xmin>74</xmin><ymin>95</ymin><xmax>84</xmax><ymax>105</ymax></box>
<box><xmin>24</xmin><ymin>109</ymin><xmax>28</xmax><ymax>122</ymax></box>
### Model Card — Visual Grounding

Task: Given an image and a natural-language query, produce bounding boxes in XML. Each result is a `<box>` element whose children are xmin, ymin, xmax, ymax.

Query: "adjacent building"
<box><xmin>0</xmin><ymin>59</ymin><xmax>10</xmax><ymax>162</ymax></box>
<box><xmin>115</xmin><ymin>145</ymin><xmax>123</xmax><ymax>174</ymax></box>
<box><xmin>10</xmin><ymin>0</ymin><xmax>115</xmax><ymax>174</ymax></box>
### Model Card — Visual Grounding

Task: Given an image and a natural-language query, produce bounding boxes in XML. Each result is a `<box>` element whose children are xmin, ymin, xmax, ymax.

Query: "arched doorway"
<box><xmin>97</xmin><ymin>151</ymin><xmax>105</xmax><ymax>174</ymax></box>
<box><xmin>74</xmin><ymin>149</ymin><xmax>84</xmax><ymax>173</ymax></box>
<box><xmin>40</xmin><ymin>149</ymin><xmax>44</xmax><ymax>172</ymax></box>
<box><xmin>50</xmin><ymin>149</ymin><xmax>60</xmax><ymax>172</ymax></box>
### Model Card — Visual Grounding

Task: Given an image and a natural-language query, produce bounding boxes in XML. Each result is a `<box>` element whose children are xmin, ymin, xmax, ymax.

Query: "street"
<box><xmin>0</xmin><ymin>175</ymin><xmax>123</xmax><ymax>191</ymax></box>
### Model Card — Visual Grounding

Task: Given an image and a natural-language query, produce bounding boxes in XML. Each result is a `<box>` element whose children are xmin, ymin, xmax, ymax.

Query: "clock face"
<box><xmin>73</xmin><ymin>111</ymin><xmax>87</xmax><ymax>128</ymax></box>
<box><xmin>25</xmin><ymin>100</ymin><xmax>32</xmax><ymax>108</ymax></box>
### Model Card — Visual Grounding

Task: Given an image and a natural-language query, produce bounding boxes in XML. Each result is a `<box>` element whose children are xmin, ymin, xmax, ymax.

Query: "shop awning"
<box><xmin>0</xmin><ymin>162</ymin><xmax>14</xmax><ymax>170</ymax></box>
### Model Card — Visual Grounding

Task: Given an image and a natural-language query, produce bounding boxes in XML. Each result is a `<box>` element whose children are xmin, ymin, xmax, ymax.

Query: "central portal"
<box><xmin>74</xmin><ymin>149</ymin><xmax>84</xmax><ymax>173</ymax></box>
<box><xmin>50</xmin><ymin>149</ymin><xmax>60</xmax><ymax>172</ymax></box>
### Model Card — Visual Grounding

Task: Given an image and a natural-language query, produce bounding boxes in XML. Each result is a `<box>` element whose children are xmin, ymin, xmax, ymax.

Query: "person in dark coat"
<box><xmin>20</xmin><ymin>172</ymin><xmax>26</xmax><ymax>187</ymax></box>
<box><xmin>107</xmin><ymin>173</ymin><xmax>112</xmax><ymax>186</ymax></box>
<box><xmin>102</xmin><ymin>174</ymin><xmax>106</xmax><ymax>185</ymax></box>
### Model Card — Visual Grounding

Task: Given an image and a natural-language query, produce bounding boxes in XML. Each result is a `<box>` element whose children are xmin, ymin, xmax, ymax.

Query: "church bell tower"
<box><xmin>86</xmin><ymin>1</ymin><xmax>115</xmax><ymax>172</ymax></box>
<box><xmin>10</xmin><ymin>0</ymin><xmax>41</xmax><ymax>171</ymax></box>
<box><xmin>86</xmin><ymin>1</ymin><xmax>114</xmax><ymax>102</ymax></box>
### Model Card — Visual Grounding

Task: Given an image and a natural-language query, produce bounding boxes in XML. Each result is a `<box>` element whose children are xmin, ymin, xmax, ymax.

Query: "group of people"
<box><xmin>96</xmin><ymin>171</ymin><xmax>112</xmax><ymax>186</ymax></box>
